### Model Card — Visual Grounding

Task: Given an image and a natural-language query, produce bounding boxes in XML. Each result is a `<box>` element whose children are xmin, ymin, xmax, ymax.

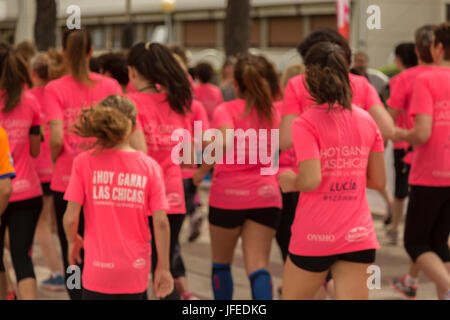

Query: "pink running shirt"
<box><xmin>388</xmin><ymin>65</ymin><xmax>436</xmax><ymax>150</ymax></box>
<box><xmin>45</xmin><ymin>73</ymin><xmax>122</xmax><ymax>192</ymax></box>
<box><xmin>64</xmin><ymin>149</ymin><xmax>169</xmax><ymax>294</ymax></box>
<box><xmin>127</xmin><ymin>92</ymin><xmax>191</xmax><ymax>214</ymax></box>
<box><xmin>274</xmin><ymin>101</ymin><xmax>296</xmax><ymax>176</ymax></box>
<box><xmin>209</xmin><ymin>99</ymin><xmax>282</xmax><ymax>210</ymax></box>
<box><xmin>194</xmin><ymin>83</ymin><xmax>224</xmax><ymax>122</ymax></box>
<box><xmin>408</xmin><ymin>67</ymin><xmax>450</xmax><ymax>187</ymax></box>
<box><xmin>0</xmin><ymin>91</ymin><xmax>43</xmax><ymax>202</ymax></box>
<box><xmin>282</xmin><ymin>73</ymin><xmax>382</xmax><ymax>116</ymax></box>
<box><xmin>289</xmin><ymin>105</ymin><xmax>383</xmax><ymax>256</ymax></box>
<box><xmin>29</xmin><ymin>87</ymin><xmax>53</xmax><ymax>183</ymax></box>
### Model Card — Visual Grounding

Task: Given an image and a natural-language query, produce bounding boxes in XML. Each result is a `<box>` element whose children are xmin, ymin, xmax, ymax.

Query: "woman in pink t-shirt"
<box><xmin>46</xmin><ymin>29</ymin><xmax>145</xmax><ymax>300</ymax></box>
<box><xmin>29</xmin><ymin>52</ymin><xmax>66</xmax><ymax>291</ymax></box>
<box><xmin>193</xmin><ymin>54</ymin><xmax>282</xmax><ymax>300</ymax></box>
<box><xmin>278</xmin><ymin>42</ymin><xmax>386</xmax><ymax>300</ymax></box>
<box><xmin>0</xmin><ymin>42</ymin><xmax>43</xmax><ymax>300</ymax></box>
<box><xmin>63</xmin><ymin>95</ymin><xmax>173</xmax><ymax>300</ymax></box>
<box><xmin>393</xmin><ymin>23</ymin><xmax>450</xmax><ymax>301</ymax></box>
<box><xmin>126</xmin><ymin>42</ymin><xmax>194</xmax><ymax>300</ymax></box>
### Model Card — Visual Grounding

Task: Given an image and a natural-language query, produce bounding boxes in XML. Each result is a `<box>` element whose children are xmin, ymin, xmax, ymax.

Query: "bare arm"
<box><xmin>366</xmin><ymin>151</ymin><xmax>386</xmax><ymax>191</ymax></box>
<box><xmin>279</xmin><ymin>114</ymin><xmax>297</xmax><ymax>151</ymax></box>
<box><xmin>63</xmin><ymin>201</ymin><xmax>83</xmax><ymax>265</ymax></box>
<box><xmin>50</xmin><ymin>120</ymin><xmax>64</xmax><ymax>163</ymax></box>
<box><xmin>152</xmin><ymin>210</ymin><xmax>171</xmax><ymax>271</ymax></box>
<box><xmin>368</xmin><ymin>105</ymin><xmax>395</xmax><ymax>141</ymax></box>
<box><xmin>0</xmin><ymin>178</ymin><xmax>12</xmax><ymax>216</ymax></box>
<box><xmin>296</xmin><ymin>159</ymin><xmax>322</xmax><ymax>192</ymax></box>
<box><xmin>394</xmin><ymin>114</ymin><xmax>432</xmax><ymax>146</ymax></box>
<box><xmin>29</xmin><ymin>134</ymin><xmax>41</xmax><ymax>159</ymax></box>
<box><xmin>130</xmin><ymin>129</ymin><xmax>147</xmax><ymax>154</ymax></box>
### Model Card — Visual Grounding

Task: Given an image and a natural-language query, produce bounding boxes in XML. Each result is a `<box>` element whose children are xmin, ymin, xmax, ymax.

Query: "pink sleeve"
<box><xmin>147</xmin><ymin>161</ymin><xmax>169</xmax><ymax>214</ymax></box>
<box><xmin>410</xmin><ymin>76</ymin><xmax>433</xmax><ymax>117</ymax></box>
<box><xmin>212</xmin><ymin>105</ymin><xmax>233</xmax><ymax>128</ymax></box>
<box><xmin>365</xmin><ymin>81</ymin><xmax>383</xmax><ymax>111</ymax></box>
<box><xmin>387</xmin><ymin>76</ymin><xmax>406</xmax><ymax>110</ymax></box>
<box><xmin>64</xmin><ymin>155</ymin><xmax>85</xmax><ymax>204</ymax></box>
<box><xmin>45</xmin><ymin>83</ymin><xmax>63</xmax><ymax>121</ymax></box>
<box><xmin>291</xmin><ymin>118</ymin><xmax>320</xmax><ymax>164</ymax></box>
<box><xmin>282</xmin><ymin>78</ymin><xmax>301</xmax><ymax>116</ymax></box>
<box><xmin>193</xmin><ymin>101</ymin><xmax>210</xmax><ymax>131</ymax></box>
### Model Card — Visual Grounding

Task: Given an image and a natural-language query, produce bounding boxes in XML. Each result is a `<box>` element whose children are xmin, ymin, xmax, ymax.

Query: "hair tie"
<box><xmin>145</xmin><ymin>42</ymin><xmax>151</xmax><ymax>51</ymax></box>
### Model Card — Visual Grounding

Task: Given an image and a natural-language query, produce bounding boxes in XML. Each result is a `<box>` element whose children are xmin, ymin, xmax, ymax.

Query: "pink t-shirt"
<box><xmin>46</xmin><ymin>73</ymin><xmax>122</xmax><ymax>192</ymax></box>
<box><xmin>127</xmin><ymin>92</ymin><xmax>191</xmax><ymax>214</ymax></box>
<box><xmin>0</xmin><ymin>91</ymin><xmax>43</xmax><ymax>202</ymax></box>
<box><xmin>209</xmin><ymin>99</ymin><xmax>282</xmax><ymax>210</ymax></box>
<box><xmin>64</xmin><ymin>149</ymin><xmax>168</xmax><ymax>294</ymax></box>
<box><xmin>289</xmin><ymin>105</ymin><xmax>383</xmax><ymax>256</ymax></box>
<box><xmin>274</xmin><ymin>101</ymin><xmax>296</xmax><ymax>176</ymax></box>
<box><xmin>182</xmin><ymin>99</ymin><xmax>210</xmax><ymax>180</ymax></box>
<box><xmin>282</xmin><ymin>73</ymin><xmax>382</xmax><ymax>116</ymax></box>
<box><xmin>408</xmin><ymin>67</ymin><xmax>450</xmax><ymax>187</ymax></box>
<box><xmin>29</xmin><ymin>87</ymin><xmax>53</xmax><ymax>183</ymax></box>
<box><xmin>194</xmin><ymin>83</ymin><xmax>224</xmax><ymax>122</ymax></box>
<box><xmin>388</xmin><ymin>65</ymin><xmax>436</xmax><ymax>150</ymax></box>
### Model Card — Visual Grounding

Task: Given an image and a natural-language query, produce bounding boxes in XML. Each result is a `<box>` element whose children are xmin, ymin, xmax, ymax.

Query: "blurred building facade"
<box><xmin>0</xmin><ymin>0</ymin><xmax>448</xmax><ymax>70</ymax></box>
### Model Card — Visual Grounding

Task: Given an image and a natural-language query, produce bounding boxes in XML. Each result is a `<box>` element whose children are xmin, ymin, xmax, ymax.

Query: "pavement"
<box><xmin>4</xmin><ymin>144</ymin><xmax>441</xmax><ymax>300</ymax></box>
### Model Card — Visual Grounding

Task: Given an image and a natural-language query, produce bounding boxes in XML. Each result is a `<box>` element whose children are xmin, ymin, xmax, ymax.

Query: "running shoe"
<box><xmin>188</xmin><ymin>211</ymin><xmax>204</xmax><ymax>242</ymax></box>
<box><xmin>182</xmin><ymin>292</ymin><xmax>200</xmax><ymax>300</ymax></box>
<box><xmin>6</xmin><ymin>291</ymin><xmax>17</xmax><ymax>300</ymax></box>
<box><xmin>390</xmin><ymin>275</ymin><xmax>417</xmax><ymax>300</ymax></box>
<box><xmin>41</xmin><ymin>273</ymin><xmax>66</xmax><ymax>291</ymax></box>
<box><xmin>386</xmin><ymin>229</ymin><xmax>398</xmax><ymax>245</ymax></box>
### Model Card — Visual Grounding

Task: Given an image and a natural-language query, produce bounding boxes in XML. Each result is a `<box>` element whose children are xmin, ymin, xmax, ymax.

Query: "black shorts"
<box><xmin>393</xmin><ymin>149</ymin><xmax>411</xmax><ymax>199</ymax></box>
<box><xmin>41</xmin><ymin>182</ymin><xmax>53</xmax><ymax>196</ymax></box>
<box><xmin>82</xmin><ymin>288</ymin><xmax>146</xmax><ymax>300</ymax></box>
<box><xmin>209</xmin><ymin>206</ymin><xmax>281</xmax><ymax>230</ymax></box>
<box><xmin>289</xmin><ymin>249</ymin><xmax>376</xmax><ymax>273</ymax></box>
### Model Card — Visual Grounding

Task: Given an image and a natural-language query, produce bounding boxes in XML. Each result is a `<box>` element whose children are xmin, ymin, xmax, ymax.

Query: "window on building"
<box><xmin>250</xmin><ymin>19</ymin><xmax>261</xmax><ymax>48</ymax></box>
<box><xmin>0</xmin><ymin>28</ymin><xmax>14</xmax><ymax>44</ymax></box>
<box><xmin>184</xmin><ymin>21</ymin><xmax>217</xmax><ymax>48</ymax></box>
<box><xmin>311</xmin><ymin>15</ymin><xmax>337</xmax><ymax>32</ymax></box>
<box><xmin>268</xmin><ymin>17</ymin><xmax>303</xmax><ymax>47</ymax></box>
<box><xmin>88</xmin><ymin>25</ymin><xmax>106</xmax><ymax>49</ymax></box>
<box><xmin>447</xmin><ymin>4</ymin><xmax>450</xmax><ymax>21</ymax></box>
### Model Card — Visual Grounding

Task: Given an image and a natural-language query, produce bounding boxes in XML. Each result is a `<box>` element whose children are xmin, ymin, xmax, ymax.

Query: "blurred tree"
<box><xmin>34</xmin><ymin>0</ymin><xmax>57</xmax><ymax>50</ymax></box>
<box><xmin>225</xmin><ymin>0</ymin><xmax>250</xmax><ymax>57</ymax></box>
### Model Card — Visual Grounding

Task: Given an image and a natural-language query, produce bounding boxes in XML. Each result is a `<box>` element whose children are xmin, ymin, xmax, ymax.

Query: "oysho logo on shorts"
<box><xmin>133</xmin><ymin>258</ymin><xmax>146</xmax><ymax>269</ymax></box>
<box><xmin>345</xmin><ymin>227</ymin><xmax>370</xmax><ymax>243</ymax></box>
<box><xmin>257</xmin><ymin>185</ymin><xmax>276</xmax><ymax>197</ymax></box>
<box><xmin>167</xmin><ymin>193</ymin><xmax>182</xmax><ymax>206</ymax></box>
<box><xmin>307</xmin><ymin>233</ymin><xmax>336</xmax><ymax>242</ymax></box>
<box><xmin>12</xmin><ymin>179</ymin><xmax>30</xmax><ymax>193</ymax></box>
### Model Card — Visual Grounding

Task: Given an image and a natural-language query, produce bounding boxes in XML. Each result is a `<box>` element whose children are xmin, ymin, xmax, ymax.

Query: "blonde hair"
<box><xmin>281</xmin><ymin>64</ymin><xmax>305</xmax><ymax>89</ymax></box>
<box><xmin>72</xmin><ymin>95</ymin><xmax>137</xmax><ymax>149</ymax></box>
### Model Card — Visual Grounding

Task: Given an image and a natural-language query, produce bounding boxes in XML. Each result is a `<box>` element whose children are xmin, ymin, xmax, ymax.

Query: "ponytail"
<box><xmin>234</xmin><ymin>54</ymin><xmax>273</xmax><ymax>124</ymax></box>
<box><xmin>127</xmin><ymin>42</ymin><xmax>192</xmax><ymax>115</ymax></box>
<box><xmin>72</xmin><ymin>95</ymin><xmax>137</xmax><ymax>149</ymax></box>
<box><xmin>304</xmin><ymin>42</ymin><xmax>352</xmax><ymax>111</ymax></box>
<box><xmin>0</xmin><ymin>42</ymin><xmax>32</xmax><ymax>112</ymax></box>
<box><xmin>63</xmin><ymin>29</ymin><xmax>92</xmax><ymax>85</ymax></box>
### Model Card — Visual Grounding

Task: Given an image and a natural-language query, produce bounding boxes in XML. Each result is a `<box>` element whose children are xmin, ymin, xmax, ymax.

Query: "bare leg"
<box><xmin>331</xmin><ymin>261</ymin><xmax>371</xmax><ymax>300</ymax></box>
<box><xmin>282</xmin><ymin>257</ymin><xmax>327</xmax><ymax>300</ymax></box>
<box><xmin>17</xmin><ymin>278</ymin><xmax>36</xmax><ymax>300</ymax></box>
<box><xmin>416</xmin><ymin>252</ymin><xmax>450</xmax><ymax>299</ymax></box>
<box><xmin>391</xmin><ymin>198</ymin><xmax>406</xmax><ymax>233</ymax></box>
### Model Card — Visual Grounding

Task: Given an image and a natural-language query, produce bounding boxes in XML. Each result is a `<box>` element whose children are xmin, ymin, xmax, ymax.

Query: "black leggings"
<box><xmin>82</xmin><ymin>288</ymin><xmax>146</xmax><ymax>300</ymax></box>
<box><xmin>53</xmin><ymin>192</ymin><xmax>85</xmax><ymax>300</ymax></box>
<box><xmin>149</xmin><ymin>214</ymin><xmax>185</xmax><ymax>300</ymax></box>
<box><xmin>404</xmin><ymin>186</ymin><xmax>450</xmax><ymax>262</ymax></box>
<box><xmin>0</xmin><ymin>197</ymin><xmax>42</xmax><ymax>282</ymax></box>
<box><xmin>276</xmin><ymin>192</ymin><xmax>299</xmax><ymax>262</ymax></box>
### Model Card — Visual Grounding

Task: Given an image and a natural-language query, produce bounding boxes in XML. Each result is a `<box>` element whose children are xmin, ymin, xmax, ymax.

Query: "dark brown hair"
<box><xmin>304</xmin><ymin>42</ymin><xmax>352</xmax><ymax>111</ymax></box>
<box><xmin>62</xmin><ymin>28</ymin><xmax>93</xmax><ymax>85</ymax></box>
<box><xmin>434</xmin><ymin>22</ymin><xmax>450</xmax><ymax>61</ymax></box>
<box><xmin>0</xmin><ymin>42</ymin><xmax>32</xmax><ymax>112</ymax></box>
<box><xmin>72</xmin><ymin>95</ymin><xmax>137</xmax><ymax>149</ymax></box>
<box><xmin>256</xmin><ymin>55</ymin><xmax>282</xmax><ymax>101</ymax></box>
<box><xmin>98</xmin><ymin>52</ymin><xmax>129</xmax><ymax>87</ymax></box>
<box><xmin>415</xmin><ymin>25</ymin><xmax>435</xmax><ymax>63</ymax></box>
<box><xmin>127</xmin><ymin>42</ymin><xmax>192</xmax><ymax>115</ymax></box>
<box><xmin>234</xmin><ymin>54</ymin><xmax>273</xmax><ymax>124</ymax></box>
<box><xmin>15</xmin><ymin>40</ymin><xmax>37</xmax><ymax>65</ymax></box>
<box><xmin>195</xmin><ymin>62</ymin><xmax>214</xmax><ymax>84</ymax></box>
